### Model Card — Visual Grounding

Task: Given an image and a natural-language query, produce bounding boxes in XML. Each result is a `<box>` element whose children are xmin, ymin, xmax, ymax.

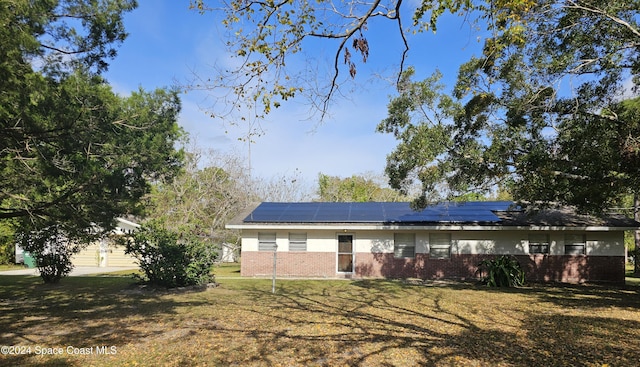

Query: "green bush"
<box><xmin>122</xmin><ymin>224</ymin><xmax>217</xmax><ymax>288</ymax></box>
<box><xmin>0</xmin><ymin>222</ymin><xmax>15</xmax><ymax>265</ymax></box>
<box><xmin>0</xmin><ymin>242</ymin><xmax>14</xmax><ymax>265</ymax></box>
<box><xmin>16</xmin><ymin>226</ymin><xmax>81</xmax><ymax>283</ymax></box>
<box><xmin>33</xmin><ymin>249</ymin><xmax>75</xmax><ymax>283</ymax></box>
<box><xmin>476</xmin><ymin>255</ymin><xmax>525</xmax><ymax>287</ymax></box>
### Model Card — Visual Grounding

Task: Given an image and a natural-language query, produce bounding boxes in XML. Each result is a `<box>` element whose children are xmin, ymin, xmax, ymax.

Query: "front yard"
<box><xmin>1</xmin><ymin>273</ymin><xmax>639</xmax><ymax>366</ymax></box>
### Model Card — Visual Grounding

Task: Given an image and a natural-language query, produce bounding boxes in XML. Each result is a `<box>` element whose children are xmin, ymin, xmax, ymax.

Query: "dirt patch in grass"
<box><xmin>1</xmin><ymin>276</ymin><xmax>639</xmax><ymax>366</ymax></box>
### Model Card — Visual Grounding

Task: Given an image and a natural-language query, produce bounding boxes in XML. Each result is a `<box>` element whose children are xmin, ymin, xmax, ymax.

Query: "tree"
<box><xmin>252</xmin><ymin>168</ymin><xmax>313</xmax><ymax>203</ymax></box>
<box><xmin>16</xmin><ymin>224</ymin><xmax>84</xmax><ymax>283</ymax></box>
<box><xmin>10</xmin><ymin>77</ymin><xmax>184</xmax><ymax>282</ymax></box>
<box><xmin>378</xmin><ymin>1</ymin><xmax>640</xmax><ymax>214</ymax></box>
<box><xmin>1</xmin><ymin>0</ymin><xmax>137</xmax><ymax>75</ymax></box>
<box><xmin>189</xmin><ymin>0</ymin><xmax>533</xmax><ymax>121</ymax></box>
<box><xmin>376</xmin><ymin>68</ymin><xmax>459</xmax><ymax>206</ymax></box>
<box><xmin>145</xmin><ymin>148</ymin><xmax>314</xmax><ymax>263</ymax></box>
<box><xmin>145</xmin><ymin>149</ymin><xmax>256</xmax><ymax>248</ymax></box>
<box><xmin>1</xmin><ymin>1</ymin><xmax>184</xmax><ymax>282</ymax></box>
<box><xmin>317</xmin><ymin>172</ymin><xmax>408</xmax><ymax>202</ymax></box>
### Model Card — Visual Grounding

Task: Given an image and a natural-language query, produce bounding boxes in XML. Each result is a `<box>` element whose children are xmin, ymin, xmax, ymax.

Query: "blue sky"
<box><xmin>103</xmin><ymin>1</ymin><xmax>485</xmax><ymax>188</ymax></box>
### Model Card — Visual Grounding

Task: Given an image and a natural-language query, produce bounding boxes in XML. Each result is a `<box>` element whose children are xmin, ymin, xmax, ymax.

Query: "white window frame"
<box><xmin>289</xmin><ymin>233</ymin><xmax>307</xmax><ymax>251</ymax></box>
<box><xmin>429</xmin><ymin>233</ymin><xmax>451</xmax><ymax>259</ymax></box>
<box><xmin>258</xmin><ymin>232</ymin><xmax>277</xmax><ymax>251</ymax></box>
<box><xmin>394</xmin><ymin>233</ymin><xmax>416</xmax><ymax>258</ymax></box>
<box><xmin>564</xmin><ymin>234</ymin><xmax>586</xmax><ymax>255</ymax></box>
<box><xmin>528</xmin><ymin>234</ymin><xmax>550</xmax><ymax>254</ymax></box>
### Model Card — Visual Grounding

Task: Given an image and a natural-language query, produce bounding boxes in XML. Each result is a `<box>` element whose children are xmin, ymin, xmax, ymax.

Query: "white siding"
<box><xmin>584</xmin><ymin>232</ymin><xmax>624</xmax><ymax>256</ymax></box>
<box><xmin>240</xmin><ymin>229</ymin><xmax>625</xmax><ymax>257</ymax></box>
<box><xmin>242</xmin><ymin>230</ymin><xmax>337</xmax><ymax>252</ymax></box>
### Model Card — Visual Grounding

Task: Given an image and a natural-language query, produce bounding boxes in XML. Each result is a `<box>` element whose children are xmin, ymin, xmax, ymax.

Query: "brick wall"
<box><xmin>514</xmin><ymin>254</ymin><xmax>625</xmax><ymax>284</ymax></box>
<box><xmin>241</xmin><ymin>251</ymin><xmax>625</xmax><ymax>284</ymax></box>
<box><xmin>241</xmin><ymin>251</ymin><xmax>336</xmax><ymax>277</ymax></box>
<box><xmin>355</xmin><ymin>253</ymin><xmax>625</xmax><ymax>284</ymax></box>
<box><xmin>355</xmin><ymin>253</ymin><xmax>487</xmax><ymax>280</ymax></box>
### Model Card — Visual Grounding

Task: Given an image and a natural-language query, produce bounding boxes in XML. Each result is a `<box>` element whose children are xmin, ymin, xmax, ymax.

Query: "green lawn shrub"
<box><xmin>121</xmin><ymin>223</ymin><xmax>217</xmax><ymax>288</ymax></box>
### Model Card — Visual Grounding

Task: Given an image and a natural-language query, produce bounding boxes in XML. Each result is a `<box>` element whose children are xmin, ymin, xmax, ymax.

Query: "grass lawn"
<box><xmin>213</xmin><ymin>262</ymin><xmax>241</xmax><ymax>277</ymax></box>
<box><xmin>626</xmin><ymin>263</ymin><xmax>640</xmax><ymax>286</ymax></box>
<box><xmin>0</xmin><ymin>275</ymin><xmax>639</xmax><ymax>367</ymax></box>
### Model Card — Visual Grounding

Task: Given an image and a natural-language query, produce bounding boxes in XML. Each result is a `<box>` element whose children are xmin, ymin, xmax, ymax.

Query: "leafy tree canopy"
<box><xmin>1</xmin><ymin>0</ymin><xmax>184</xmax><ymax>281</ymax></box>
<box><xmin>3</xmin><ymin>72</ymin><xmax>184</xmax><ymax>236</ymax></box>
<box><xmin>1</xmin><ymin>0</ymin><xmax>137</xmax><ymax>75</ymax></box>
<box><xmin>380</xmin><ymin>0</ymin><xmax>640</xmax><ymax>213</ymax></box>
<box><xmin>317</xmin><ymin>173</ymin><xmax>408</xmax><ymax>202</ymax></box>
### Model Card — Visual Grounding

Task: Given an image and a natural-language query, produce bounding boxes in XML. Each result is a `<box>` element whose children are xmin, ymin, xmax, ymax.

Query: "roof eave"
<box><xmin>225</xmin><ymin>222</ymin><xmax>639</xmax><ymax>231</ymax></box>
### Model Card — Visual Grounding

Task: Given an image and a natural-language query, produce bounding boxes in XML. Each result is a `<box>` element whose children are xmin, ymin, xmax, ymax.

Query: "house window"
<box><xmin>394</xmin><ymin>233</ymin><xmax>415</xmax><ymax>258</ymax></box>
<box><xmin>429</xmin><ymin>233</ymin><xmax>451</xmax><ymax>259</ymax></box>
<box><xmin>289</xmin><ymin>233</ymin><xmax>307</xmax><ymax>251</ymax></box>
<box><xmin>529</xmin><ymin>234</ymin><xmax>550</xmax><ymax>254</ymax></box>
<box><xmin>258</xmin><ymin>232</ymin><xmax>277</xmax><ymax>251</ymax></box>
<box><xmin>565</xmin><ymin>234</ymin><xmax>586</xmax><ymax>255</ymax></box>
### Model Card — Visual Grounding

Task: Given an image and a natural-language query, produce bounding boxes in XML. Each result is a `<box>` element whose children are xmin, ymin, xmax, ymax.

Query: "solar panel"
<box><xmin>244</xmin><ymin>201</ymin><xmax>514</xmax><ymax>224</ymax></box>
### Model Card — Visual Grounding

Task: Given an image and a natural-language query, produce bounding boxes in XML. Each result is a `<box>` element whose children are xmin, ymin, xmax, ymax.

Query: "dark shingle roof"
<box><xmin>494</xmin><ymin>208</ymin><xmax>639</xmax><ymax>227</ymax></box>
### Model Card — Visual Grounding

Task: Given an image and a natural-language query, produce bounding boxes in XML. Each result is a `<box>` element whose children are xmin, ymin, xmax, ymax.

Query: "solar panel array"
<box><xmin>243</xmin><ymin>201</ymin><xmax>515</xmax><ymax>224</ymax></box>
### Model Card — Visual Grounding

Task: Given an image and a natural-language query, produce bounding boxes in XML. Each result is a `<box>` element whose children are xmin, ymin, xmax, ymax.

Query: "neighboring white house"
<box><xmin>227</xmin><ymin>202</ymin><xmax>639</xmax><ymax>284</ymax></box>
<box><xmin>16</xmin><ymin>218</ymin><xmax>140</xmax><ymax>268</ymax></box>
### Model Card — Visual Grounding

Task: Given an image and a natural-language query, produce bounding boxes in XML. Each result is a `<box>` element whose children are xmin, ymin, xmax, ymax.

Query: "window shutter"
<box><xmin>429</xmin><ymin>233</ymin><xmax>451</xmax><ymax>259</ymax></box>
<box><xmin>258</xmin><ymin>232</ymin><xmax>277</xmax><ymax>251</ymax></box>
<box><xmin>289</xmin><ymin>233</ymin><xmax>307</xmax><ymax>251</ymax></box>
<box><xmin>394</xmin><ymin>233</ymin><xmax>415</xmax><ymax>258</ymax></box>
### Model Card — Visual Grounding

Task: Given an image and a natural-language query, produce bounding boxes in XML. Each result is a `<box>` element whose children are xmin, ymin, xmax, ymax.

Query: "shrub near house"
<box><xmin>120</xmin><ymin>223</ymin><xmax>217</xmax><ymax>288</ymax></box>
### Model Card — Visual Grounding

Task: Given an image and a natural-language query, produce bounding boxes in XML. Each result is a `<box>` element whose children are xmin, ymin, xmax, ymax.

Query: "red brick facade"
<box><xmin>241</xmin><ymin>251</ymin><xmax>336</xmax><ymax>278</ymax></box>
<box><xmin>242</xmin><ymin>251</ymin><xmax>625</xmax><ymax>284</ymax></box>
<box><xmin>515</xmin><ymin>254</ymin><xmax>625</xmax><ymax>284</ymax></box>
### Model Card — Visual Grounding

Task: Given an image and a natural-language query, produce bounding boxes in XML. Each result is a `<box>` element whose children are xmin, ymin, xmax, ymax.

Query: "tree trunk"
<box><xmin>635</xmin><ymin>195</ymin><xmax>640</xmax><ymax>276</ymax></box>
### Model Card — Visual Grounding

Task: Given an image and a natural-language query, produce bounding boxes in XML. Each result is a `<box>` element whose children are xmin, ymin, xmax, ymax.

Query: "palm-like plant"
<box><xmin>476</xmin><ymin>255</ymin><xmax>525</xmax><ymax>287</ymax></box>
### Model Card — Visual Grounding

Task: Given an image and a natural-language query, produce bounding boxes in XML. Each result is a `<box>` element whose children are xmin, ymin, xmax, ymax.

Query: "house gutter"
<box><xmin>225</xmin><ymin>223</ymin><xmax>639</xmax><ymax>232</ymax></box>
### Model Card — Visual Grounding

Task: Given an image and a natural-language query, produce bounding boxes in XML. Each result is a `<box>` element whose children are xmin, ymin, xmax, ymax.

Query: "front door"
<box><xmin>337</xmin><ymin>234</ymin><xmax>354</xmax><ymax>273</ymax></box>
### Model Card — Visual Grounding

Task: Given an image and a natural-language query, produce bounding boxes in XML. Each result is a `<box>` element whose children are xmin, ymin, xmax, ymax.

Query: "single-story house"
<box><xmin>16</xmin><ymin>217</ymin><xmax>140</xmax><ymax>268</ymax></box>
<box><xmin>226</xmin><ymin>201</ymin><xmax>640</xmax><ymax>284</ymax></box>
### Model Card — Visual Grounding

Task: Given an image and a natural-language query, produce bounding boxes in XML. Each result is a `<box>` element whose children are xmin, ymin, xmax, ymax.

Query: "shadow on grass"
<box><xmin>210</xmin><ymin>279</ymin><xmax>640</xmax><ymax>366</ymax></box>
<box><xmin>2</xmin><ymin>275</ymin><xmax>639</xmax><ymax>366</ymax></box>
<box><xmin>0</xmin><ymin>274</ymin><xmax>212</xmax><ymax>365</ymax></box>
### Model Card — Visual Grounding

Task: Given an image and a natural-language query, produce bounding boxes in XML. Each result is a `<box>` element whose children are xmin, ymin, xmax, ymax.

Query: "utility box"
<box><xmin>16</xmin><ymin>245</ymin><xmax>36</xmax><ymax>268</ymax></box>
<box><xmin>23</xmin><ymin>252</ymin><xmax>36</xmax><ymax>268</ymax></box>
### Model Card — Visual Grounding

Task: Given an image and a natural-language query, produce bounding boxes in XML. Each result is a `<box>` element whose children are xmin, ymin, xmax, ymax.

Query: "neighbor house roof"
<box><xmin>226</xmin><ymin>201</ymin><xmax>640</xmax><ymax>231</ymax></box>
